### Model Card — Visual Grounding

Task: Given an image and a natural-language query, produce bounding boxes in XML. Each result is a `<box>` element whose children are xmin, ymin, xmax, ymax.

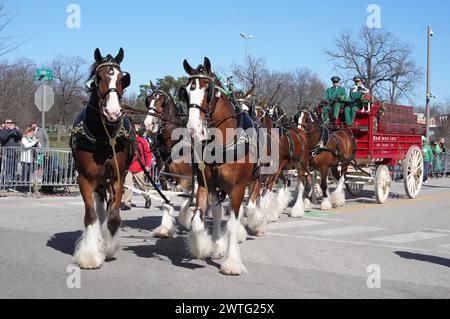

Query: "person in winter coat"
<box><xmin>422</xmin><ymin>136</ymin><xmax>433</xmax><ymax>183</ymax></box>
<box><xmin>121</xmin><ymin>127</ymin><xmax>153</xmax><ymax>211</ymax></box>
<box><xmin>20</xmin><ymin>127</ymin><xmax>40</xmax><ymax>183</ymax></box>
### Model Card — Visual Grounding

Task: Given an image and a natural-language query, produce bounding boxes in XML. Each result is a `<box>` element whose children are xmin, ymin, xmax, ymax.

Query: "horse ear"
<box><xmin>94</xmin><ymin>48</ymin><xmax>103</xmax><ymax>63</ymax></box>
<box><xmin>203</xmin><ymin>57</ymin><xmax>212</xmax><ymax>75</ymax></box>
<box><xmin>121</xmin><ymin>72</ymin><xmax>131</xmax><ymax>89</ymax></box>
<box><xmin>149</xmin><ymin>81</ymin><xmax>157</xmax><ymax>91</ymax></box>
<box><xmin>115</xmin><ymin>48</ymin><xmax>124</xmax><ymax>64</ymax></box>
<box><xmin>245</xmin><ymin>84</ymin><xmax>256</xmax><ymax>99</ymax></box>
<box><xmin>183</xmin><ymin>59</ymin><xmax>194</xmax><ymax>75</ymax></box>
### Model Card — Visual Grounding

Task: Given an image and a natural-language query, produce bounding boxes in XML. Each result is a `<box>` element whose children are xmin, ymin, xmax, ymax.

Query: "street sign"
<box><xmin>34</xmin><ymin>69</ymin><xmax>54</xmax><ymax>82</ymax></box>
<box><xmin>35</xmin><ymin>84</ymin><xmax>54</xmax><ymax>112</ymax></box>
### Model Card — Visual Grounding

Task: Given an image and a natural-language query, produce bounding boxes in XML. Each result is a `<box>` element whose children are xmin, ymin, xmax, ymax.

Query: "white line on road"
<box><xmin>371</xmin><ymin>232</ymin><xmax>450</xmax><ymax>244</ymax></box>
<box><xmin>267</xmin><ymin>220</ymin><xmax>327</xmax><ymax>230</ymax></box>
<box><xmin>305</xmin><ymin>226</ymin><xmax>386</xmax><ymax>236</ymax></box>
<box><xmin>267</xmin><ymin>232</ymin><xmax>450</xmax><ymax>257</ymax></box>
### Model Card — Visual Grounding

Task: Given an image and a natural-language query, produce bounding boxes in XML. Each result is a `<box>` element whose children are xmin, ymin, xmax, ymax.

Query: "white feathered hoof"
<box><xmin>153</xmin><ymin>204</ymin><xmax>175</xmax><ymax>239</ymax></box>
<box><xmin>246</xmin><ymin>203</ymin><xmax>267</xmax><ymax>236</ymax></box>
<box><xmin>237</xmin><ymin>221</ymin><xmax>248</xmax><ymax>243</ymax></box>
<box><xmin>186</xmin><ymin>213</ymin><xmax>213</xmax><ymax>260</ymax></box>
<box><xmin>177</xmin><ymin>203</ymin><xmax>194</xmax><ymax>230</ymax></box>
<box><xmin>220</xmin><ymin>258</ymin><xmax>248</xmax><ymax>276</ymax></box>
<box><xmin>211</xmin><ymin>236</ymin><xmax>227</xmax><ymax>260</ymax></box>
<box><xmin>153</xmin><ymin>226</ymin><xmax>172</xmax><ymax>239</ymax></box>
<box><xmin>321</xmin><ymin>198</ymin><xmax>332</xmax><ymax>211</ymax></box>
<box><xmin>74</xmin><ymin>222</ymin><xmax>105</xmax><ymax>269</ymax></box>
<box><xmin>290</xmin><ymin>205</ymin><xmax>305</xmax><ymax>218</ymax></box>
<box><xmin>304</xmin><ymin>198</ymin><xmax>312</xmax><ymax>212</ymax></box>
<box><xmin>331</xmin><ymin>192</ymin><xmax>346</xmax><ymax>209</ymax></box>
<box><xmin>102</xmin><ymin>223</ymin><xmax>120</xmax><ymax>258</ymax></box>
<box><xmin>74</xmin><ymin>249</ymin><xmax>105</xmax><ymax>270</ymax></box>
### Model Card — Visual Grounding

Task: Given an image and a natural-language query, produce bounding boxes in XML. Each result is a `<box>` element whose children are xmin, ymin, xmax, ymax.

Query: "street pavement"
<box><xmin>0</xmin><ymin>178</ymin><xmax>449</xmax><ymax>299</ymax></box>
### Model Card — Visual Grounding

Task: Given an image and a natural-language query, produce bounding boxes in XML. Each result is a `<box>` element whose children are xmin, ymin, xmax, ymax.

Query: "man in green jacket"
<box><xmin>422</xmin><ymin>136</ymin><xmax>433</xmax><ymax>183</ymax></box>
<box><xmin>322</xmin><ymin>76</ymin><xmax>346</xmax><ymax>125</ymax></box>
<box><xmin>345</xmin><ymin>75</ymin><xmax>370</xmax><ymax>126</ymax></box>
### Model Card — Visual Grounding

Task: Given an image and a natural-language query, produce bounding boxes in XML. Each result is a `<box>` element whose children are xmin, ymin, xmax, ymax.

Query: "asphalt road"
<box><xmin>0</xmin><ymin>178</ymin><xmax>449</xmax><ymax>299</ymax></box>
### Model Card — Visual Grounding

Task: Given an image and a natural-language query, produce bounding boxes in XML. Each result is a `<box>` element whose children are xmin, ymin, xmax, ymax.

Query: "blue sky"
<box><xmin>3</xmin><ymin>0</ymin><xmax>450</xmax><ymax>106</ymax></box>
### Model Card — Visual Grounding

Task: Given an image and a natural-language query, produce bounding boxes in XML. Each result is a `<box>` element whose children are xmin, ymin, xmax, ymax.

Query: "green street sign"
<box><xmin>34</xmin><ymin>69</ymin><xmax>54</xmax><ymax>82</ymax></box>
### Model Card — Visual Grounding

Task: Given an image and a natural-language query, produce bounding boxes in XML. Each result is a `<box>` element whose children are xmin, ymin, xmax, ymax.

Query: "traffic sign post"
<box><xmin>34</xmin><ymin>84</ymin><xmax>55</xmax><ymax>130</ymax></box>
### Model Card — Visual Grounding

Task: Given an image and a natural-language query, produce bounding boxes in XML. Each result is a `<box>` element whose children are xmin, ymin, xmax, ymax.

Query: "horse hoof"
<box><xmin>220</xmin><ymin>258</ymin><xmax>248</xmax><ymax>276</ymax></box>
<box><xmin>153</xmin><ymin>226</ymin><xmax>173</xmax><ymax>239</ymax></box>
<box><xmin>74</xmin><ymin>252</ymin><xmax>104</xmax><ymax>270</ymax></box>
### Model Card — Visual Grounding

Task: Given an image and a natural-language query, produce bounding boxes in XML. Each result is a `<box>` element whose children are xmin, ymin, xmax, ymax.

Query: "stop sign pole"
<box><xmin>34</xmin><ymin>83</ymin><xmax>54</xmax><ymax>130</ymax></box>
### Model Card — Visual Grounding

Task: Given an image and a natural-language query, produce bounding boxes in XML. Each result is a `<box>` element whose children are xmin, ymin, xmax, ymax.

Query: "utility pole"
<box><xmin>425</xmin><ymin>26</ymin><xmax>433</xmax><ymax>139</ymax></box>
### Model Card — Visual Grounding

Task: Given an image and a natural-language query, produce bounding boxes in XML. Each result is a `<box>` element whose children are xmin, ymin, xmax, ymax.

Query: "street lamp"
<box><xmin>425</xmin><ymin>26</ymin><xmax>434</xmax><ymax>139</ymax></box>
<box><xmin>240</xmin><ymin>33</ymin><xmax>254</xmax><ymax>64</ymax></box>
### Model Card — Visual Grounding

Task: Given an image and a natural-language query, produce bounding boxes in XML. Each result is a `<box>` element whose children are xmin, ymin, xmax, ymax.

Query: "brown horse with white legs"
<box><xmin>143</xmin><ymin>83</ymin><xmax>195</xmax><ymax>232</ymax></box>
<box><xmin>260</xmin><ymin>104</ymin><xmax>310</xmax><ymax>221</ymax></box>
<box><xmin>70</xmin><ymin>48</ymin><xmax>132</xmax><ymax>269</ymax></box>
<box><xmin>179</xmin><ymin>57</ymin><xmax>258</xmax><ymax>275</ymax></box>
<box><xmin>296</xmin><ymin>108</ymin><xmax>357</xmax><ymax>210</ymax></box>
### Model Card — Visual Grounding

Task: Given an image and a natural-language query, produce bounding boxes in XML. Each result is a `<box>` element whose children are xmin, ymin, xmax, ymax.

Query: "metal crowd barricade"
<box><xmin>0</xmin><ymin>147</ymin><xmax>78</xmax><ymax>192</ymax></box>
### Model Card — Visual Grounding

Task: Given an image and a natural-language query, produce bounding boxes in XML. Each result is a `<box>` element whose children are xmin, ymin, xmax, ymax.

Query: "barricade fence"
<box><xmin>0</xmin><ymin>147</ymin><xmax>77</xmax><ymax>191</ymax></box>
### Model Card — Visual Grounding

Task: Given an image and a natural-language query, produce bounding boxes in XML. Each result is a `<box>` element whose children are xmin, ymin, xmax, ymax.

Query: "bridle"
<box><xmin>180</xmin><ymin>73</ymin><xmax>241</xmax><ymax>129</ymax></box>
<box><xmin>94</xmin><ymin>62</ymin><xmax>128</xmax><ymax>108</ymax></box>
<box><xmin>146</xmin><ymin>90</ymin><xmax>186</xmax><ymax>132</ymax></box>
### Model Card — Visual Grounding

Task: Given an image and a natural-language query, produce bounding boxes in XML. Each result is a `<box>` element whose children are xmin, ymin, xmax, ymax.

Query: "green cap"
<box><xmin>331</xmin><ymin>76</ymin><xmax>341</xmax><ymax>82</ymax></box>
<box><xmin>353</xmin><ymin>75</ymin><xmax>363</xmax><ymax>81</ymax></box>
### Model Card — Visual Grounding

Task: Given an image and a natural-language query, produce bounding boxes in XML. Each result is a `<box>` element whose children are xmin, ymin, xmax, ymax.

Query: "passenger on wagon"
<box><xmin>345</xmin><ymin>75</ymin><xmax>370</xmax><ymax>126</ymax></box>
<box><xmin>322</xmin><ymin>76</ymin><xmax>347</xmax><ymax>125</ymax></box>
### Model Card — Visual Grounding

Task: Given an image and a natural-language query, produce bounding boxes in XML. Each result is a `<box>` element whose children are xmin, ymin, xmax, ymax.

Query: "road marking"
<box><xmin>267</xmin><ymin>232</ymin><xmax>450</xmax><ymax>257</ymax></box>
<box><xmin>305</xmin><ymin>226</ymin><xmax>385</xmax><ymax>236</ymax></box>
<box><xmin>267</xmin><ymin>220</ymin><xmax>327</xmax><ymax>230</ymax></box>
<box><xmin>371</xmin><ymin>232</ymin><xmax>449</xmax><ymax>244</ymax></box>
<box><xmin>331</xmin><ymin>190</ymin><xmax>450</xmax><ymax>213</ymax></box>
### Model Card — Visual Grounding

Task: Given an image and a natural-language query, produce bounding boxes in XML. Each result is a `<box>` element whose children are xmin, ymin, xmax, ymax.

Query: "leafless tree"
<box><xmin>325</xmin><ymin>27</ymin><xmax>423</xmax><ymax>104</ymax></box>
<box><xmin>0</xmin><ymin>59</ymin><xmax>38</xmax><ymax>127</ymax></box>
<box><xmin>0</xmin><ymin>1</ymin><xmax>27</xmax><ymax>57</ymax></box>
<box><xmin>46</xmin><ymin>56</ymin><xmax>87</xmax><ymax>141</ymax></box>
<box><xmin>231</xmin><ymin>56</ymin><xmax>325</xmax><ymax>115</ymax></box>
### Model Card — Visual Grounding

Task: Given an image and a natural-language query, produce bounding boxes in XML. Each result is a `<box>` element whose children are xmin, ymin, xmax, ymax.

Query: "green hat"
<box><xmin>331</xmin><ymin>76</ymin><xmax>341</xmax><ymax>82</ymax></box>
<box><xmin>353</xmin><ymin>75</ymin><xmax>363</xmax><ymax>81</ymax></box>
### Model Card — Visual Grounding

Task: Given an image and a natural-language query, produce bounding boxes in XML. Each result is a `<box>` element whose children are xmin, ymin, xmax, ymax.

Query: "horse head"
<box><xmin>179</xmin><ymin>57</ymin><xmax>222</xmax><ymax>141</ymax></box>
<box><xmin>88</xmin><ymin>48</ymin><xmax>131</xmax><ymax>123</ymax></box>
<box><xmin>235</xmin><ymin>84</ymin><xmax>256</xmax><ymax>113</ymax></box>
<box><xmin>144</xmin><ymin>81</ymin><xmax>172</xmax><ymax>133</ymax></box>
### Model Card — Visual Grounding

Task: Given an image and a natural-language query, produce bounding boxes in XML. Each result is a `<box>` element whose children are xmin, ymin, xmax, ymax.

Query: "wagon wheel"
<box><xmin>345</xmin><ymin>182</ymin><xmax>364</xmax><ymax>196</ymax></box>
<box><xmin>374</xmin><ymin>165</ymin><xmax>391</xmax><ymax>204</ymax></box>
<box><xmin>403</xmin><ymin>145</ymin><xmax>424</xmax><ymax>199</ymax></box>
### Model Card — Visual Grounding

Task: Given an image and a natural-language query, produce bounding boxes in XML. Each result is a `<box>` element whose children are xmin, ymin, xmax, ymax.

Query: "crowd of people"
<box><xmin>422</xmin><ymin>136</ymin><xmax>448</xmax><ymax>183</ymax></box>
<box><xmin>0</xmin><ymin>120</ymin><xmax>49</xmax><ymax>191</ymax></box>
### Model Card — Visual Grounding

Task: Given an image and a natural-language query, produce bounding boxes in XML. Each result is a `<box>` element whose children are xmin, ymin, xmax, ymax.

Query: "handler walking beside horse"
<box><xmin>122</xmin><ymin>122</ymin><xmax>152</xmax><ymax>211</ymax></box>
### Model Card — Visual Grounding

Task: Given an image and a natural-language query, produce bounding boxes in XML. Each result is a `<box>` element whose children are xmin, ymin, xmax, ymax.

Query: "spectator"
<box><xmin>432</xmin><ymin>140</ymin><xmax>443</xmax><ymax>177</ymax></box>
<box><xmin>0</xmin><ymin>120</ymin><xmax>22</xmax><ymax>191</ymax></box>
<box><xmin>30</xmin><ymin>121</ymin><xmax>49</xmax><ymax>148</ymax></box>
<box><xmin>422</xmin><ymin>136</ymin><xmax>433</xmax><ymax>184</ymax></box>
<box><xmin>121</xmin><ymin>123</ymin><xmax>153</xmax><ymax>211</ymax></box>
<box><xmin>20</xmin><ymin>127</ymin><xmax>40</xmax><ymax>184</ymax></box>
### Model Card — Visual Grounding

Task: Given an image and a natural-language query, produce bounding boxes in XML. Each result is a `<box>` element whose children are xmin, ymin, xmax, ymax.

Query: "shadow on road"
<box><xmin>122</xmin><ymin>216</ymin><xmax>163</xmax><ymax>232</ymax></box>
<box><xmin>124</xmin><ymin>237</ymin><xmax>210</xmax><ymax>270</ymax></box>
<box><xmin>46</xmin><ymin>231</ymin><xmax>82</xmax><ymax>256</ymax></box>
<box><xmin>395</xmin><ymin>251</ymin><xmax>450</xmax><ymax>268</ymax></box>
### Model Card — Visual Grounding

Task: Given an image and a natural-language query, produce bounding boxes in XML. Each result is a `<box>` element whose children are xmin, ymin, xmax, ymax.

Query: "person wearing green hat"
<box><xmin>345</xmin><ymin>75</ymin><xmax>370</xmax><ymax>126</ymax></box>
<box><xmin>422</xmin><ymin>136</ymin><xmax>433</xmax><ymax>183</ymax></box>
<box><xmin>321</xmin><ymin>76</ymin><xmax>347</xmax><ymax>125</ymax></box>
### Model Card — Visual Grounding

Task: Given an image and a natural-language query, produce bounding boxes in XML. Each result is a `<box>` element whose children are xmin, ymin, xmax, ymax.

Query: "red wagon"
<box><xmin>332</xmin><ymin>98</ymin><xmax>425</xmax><ymax>204</ymax></box>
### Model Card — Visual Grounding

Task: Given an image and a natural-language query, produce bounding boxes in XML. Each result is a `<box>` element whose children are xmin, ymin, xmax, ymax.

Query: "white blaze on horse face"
<box><xmin>104</xmin><ymin>68</ymin><xmax>122</xmax><ymax>122</ymax></box>
<box><xmin>242</xmin><ymin>103</ymin><xmax>250</xmax><ymax>112</ymax></box>
<box><xmin>144</xmin><ymin>98</ymin><xmax>159</xmax><ymax>133</ymax></box>
<box><xmin>186</xmin><ymin>79</ymin><xmax>208</xmax><ymax>141</ymax></box>
<box><xmin>298</xmin><ymin>112</ymin><xmax>305</xmax><ymax>131</ymax></box>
